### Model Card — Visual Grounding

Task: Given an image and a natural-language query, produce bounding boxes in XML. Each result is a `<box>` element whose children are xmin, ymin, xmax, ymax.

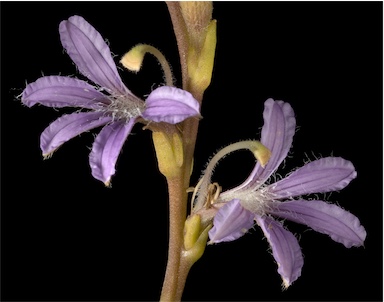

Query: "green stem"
<box><xmin>160</xmin><ymin>175</ymin><xmax>188</xmax><ymax>302</ymax></box>
<box><xmin>175</xmin><ymin>256</ymin><xmax>194</xmax><ymax>300</ymax></box>
<box><xmin>160</xmin><ymin>3</ymin><xmax>208</xmax><ymax>301</ymax></box>
<box><xmin>166</xmin><ymin>1</ymin><xmax>189</xmax><ymax>89</ymax></box>
<box><xmin>159</xmin><ymin>115</ymin><xmax>201</xmax><ymax>302</ymax></box>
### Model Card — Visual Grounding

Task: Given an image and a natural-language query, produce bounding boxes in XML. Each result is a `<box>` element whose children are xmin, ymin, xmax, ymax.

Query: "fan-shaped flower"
<box><xmin>206</xmin><ymin>99</ymin><xmax>366</xmax><ymax>288</ymax></box>
<box><xmin>21</xmin><ymin>16</ymin><xmax>200</xmax><ymax>186</ymax></box>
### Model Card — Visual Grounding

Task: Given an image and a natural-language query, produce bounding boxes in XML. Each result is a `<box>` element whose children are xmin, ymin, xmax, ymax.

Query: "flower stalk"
<box><xmin>155</xmin><ymin>2</ymin><xmax>216</xmax><ymax>301</ymax></box>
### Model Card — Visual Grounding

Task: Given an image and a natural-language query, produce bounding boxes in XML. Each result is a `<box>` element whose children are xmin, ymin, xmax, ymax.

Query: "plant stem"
<box><xmin>159</xmin><ymin>113</ymin><xmax>201</xmax><ymax>302</ymax></box>
<box><xmin>159</xmin><ymin>175</ymin><xmax>187</xmax><ymax>302</ymax></box>
<box><xmin>166</xmin><ymin>1</ymin><xmax>188</xmax><ymax>89</ymax></box>
<box><xmin>160</xmin><ymin>3</ymin><xmax>210</xmax><ymax>301</ymax></box>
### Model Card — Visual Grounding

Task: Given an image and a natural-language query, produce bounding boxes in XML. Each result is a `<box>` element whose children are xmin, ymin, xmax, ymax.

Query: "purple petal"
<box><xmin>41</xmin><ymin>112</ymin><xmax>112</xmax><ymax>156</ymax></box>
<box><xmin>269</xmin><ymin>157</ymin><xmax>357</xmax><ymax>198</ymax></box>
<box><xmin>255</xmin><ymin>215</ymin><xmax>303</xmax><ymax>288</ymax></box>
<box><xmin>267</xmin><ymin>200</ymin><xmax>366</xmax><ymax>248</ymax></box>
<box><xmin>251</xmin><ymin>99</ymin><xmax>296</xmax><ymax>184</ymax></box>
<box><xmin>141</xmin><ymin>86</ymin><xmax>200</xmax><ymax>124</ymax></box>
<box><xmin>208</xmin><ymin>199</ymin><xmax>254</xmax><ymax>244</ymax></box>
<box><xmin>221</xmin><ymin>99</ymin><xmax>296</xmax><ymax>200</ymax></box>
<box><xmin>89</xmin><ymin>119</ymin><xmax>136</xmax><ymax>186</ymax></box>
<box><xmin>59</xmin><ymin>16</ymin><xmax>129</xmax><ymax>95</ymax></box>
<box><xmin>22</xmin><ymin>76</ymin><xmax>110</xmax><ymax>109</ymax></box>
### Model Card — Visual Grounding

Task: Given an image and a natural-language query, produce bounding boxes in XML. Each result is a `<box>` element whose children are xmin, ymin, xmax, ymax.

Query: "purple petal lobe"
<box><xmin>208</xmin><ymin>199</ymin><xmax>254</xmax><ymax>244</ymax></box>
<box><xmin>260</xmin><ymin>99</ymin><xmax>296</xmax><ymax>173</ymax></box>
<box><xmin>41</xmin><ymin>112</ymin><xmax>111</xmax><ymax>156</ymax></box>
<box><xmin>255</xmin><ymin>215</ymin><xmax>303</xmax><ymax>288</ymax></box>
<box><xmin>22</xmin><ymin>76</ymin><xmax>110</xmax><ymax>109</ymax></box>
<box><xmin>268</xmin><ymin>200</ymin><xmax>366</xmax><ymax>248</ymax></box>
<box><xmin>258</xmin><ymin>99</ymin><xmax>296</xmax><ymax>179</ymax></box>
<box><xmin>270</xmin><ymin>157</ymin><xmax>357</xmax><ymax>198</ymax></box>
<box><xmin>59</xmin><ymin>15</ymin><xmax>129</xmax><ymax>95</ymax></box>
<box><xmin>141</xmin><ymin>86</ymin><xmax>200</xmax><ymax>124</ymax></box>
<box><xmin>89</xmin><ymin>119</ymin><xmax>136</xmax><ymax>185</ymax></box>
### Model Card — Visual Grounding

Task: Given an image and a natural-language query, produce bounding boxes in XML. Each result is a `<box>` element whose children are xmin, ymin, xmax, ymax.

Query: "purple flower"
<box><xmin>208</xmin><ymin>99</ymin><xmax>366</xmax><ymax>288</ymax></box>
<box><xmin>21</xmin><ymin>16</ymin><xmax>200</xmax><ymax>186</ymax></box>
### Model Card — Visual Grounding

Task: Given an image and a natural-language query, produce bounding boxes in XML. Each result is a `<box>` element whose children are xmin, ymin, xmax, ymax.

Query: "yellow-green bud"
<box><xmin>152</xmin><ymin>131</ymin><xmax>184</xmax><ymax>178</ymax></box>
<box><xmin>184</xmin><ymin>214</ymin><xmax>202</xmax><ymax>251</ymax></box>
<box><xmin>180</xmin><ymin>1</ymin><xmax>213</xmax><ymax>49</ymax></box>
<box><xmin>182</xmin><ymin>214</ymin><xmax>212</xmax><ymax>264</ymax></box>
<box><xmin>187</xmin><ymin>20</ymin><xmax>216</xmax><ymax>93</ymax></box>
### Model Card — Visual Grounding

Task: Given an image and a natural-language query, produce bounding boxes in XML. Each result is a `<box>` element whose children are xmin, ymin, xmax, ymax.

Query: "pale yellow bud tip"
<box><xmin>120</xmin><ymin>44</ymin><xmax>145</xmax><ymax>72</ymax></box>
<box><xmin>120</xmin><ymin>44</ymin><xmax>174</xmax><ymax>86</ymax></box>
<box><xmin>250</xmin><ymin>141</ymin><xmax>272</xmax><ymax>168</ymax></box>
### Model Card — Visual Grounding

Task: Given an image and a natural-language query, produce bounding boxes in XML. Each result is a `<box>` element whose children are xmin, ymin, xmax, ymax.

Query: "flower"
<box><xmin>207</xmin><ymin>99</ymin><xmax>366</xmax><ymax>288</ymax></box>
<box><xmin>21</xmin><ymin>16</ymin><xmax>200</xmax><ymax>186</ymax></box>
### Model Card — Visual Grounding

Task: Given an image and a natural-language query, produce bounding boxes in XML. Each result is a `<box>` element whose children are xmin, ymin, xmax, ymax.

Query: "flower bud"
<box><xmin>152</xmin><ymin>130</ymin><xmax>184</xmax><ymax>178</ymax></box>
<box><xmin>180</xmin><ymin>1</ymin><xmax>213</xmax><ymax>49</ymax></box>
<box><xmin>182</xmin><ymin>214</ymin><xmax>212</xmax><ymax>264</ymax></box>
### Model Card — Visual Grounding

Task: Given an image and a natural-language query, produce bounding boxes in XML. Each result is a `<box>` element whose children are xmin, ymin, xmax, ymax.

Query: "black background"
<box><xmin>1</xmin><ymin>1</ymin><xmax>382</xmax><ymax>301</ymax></box>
